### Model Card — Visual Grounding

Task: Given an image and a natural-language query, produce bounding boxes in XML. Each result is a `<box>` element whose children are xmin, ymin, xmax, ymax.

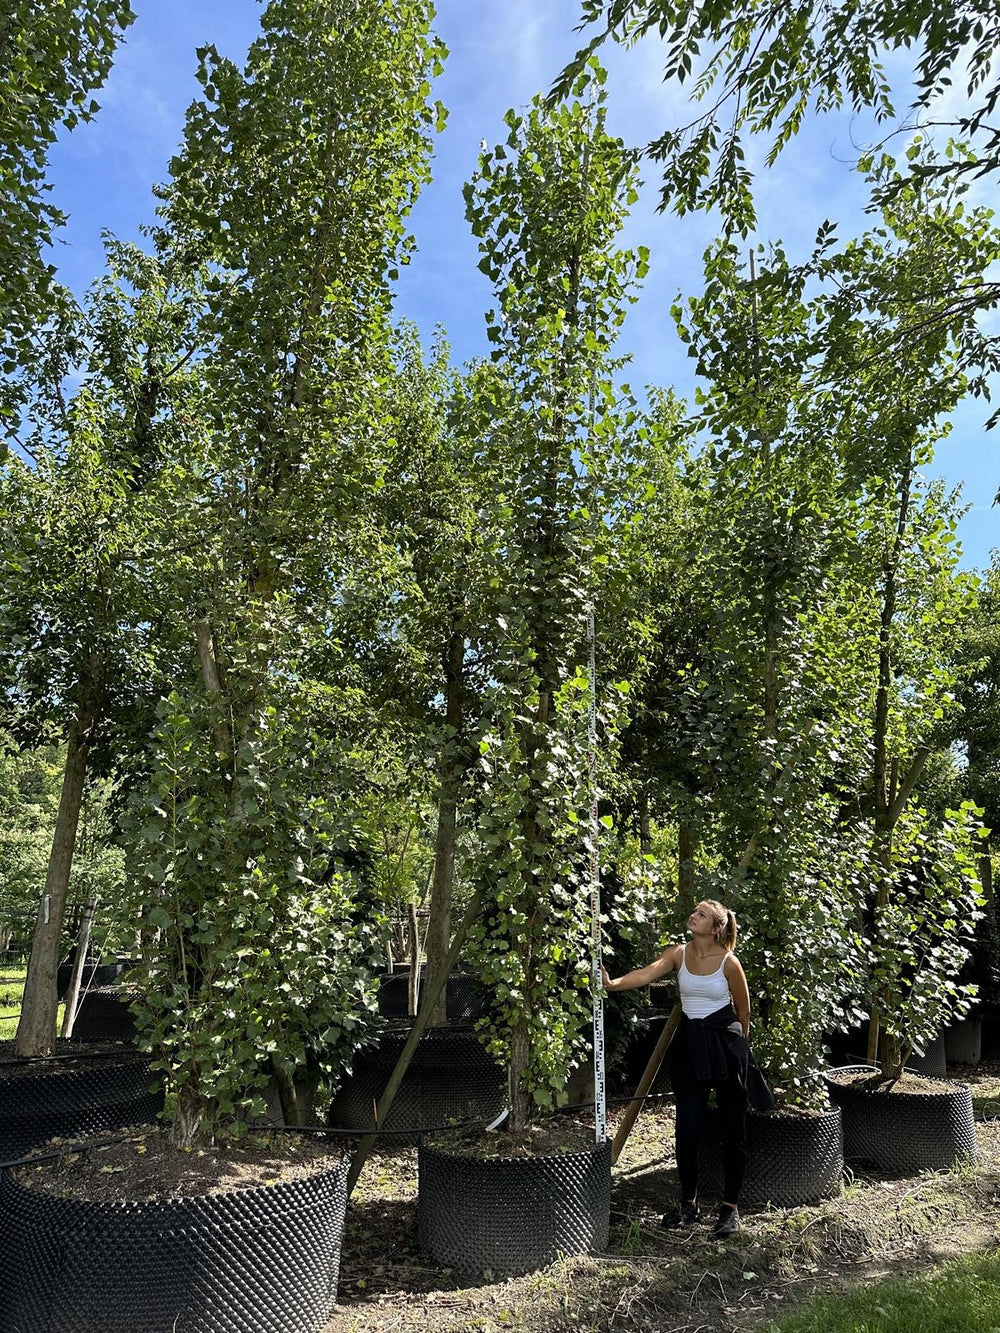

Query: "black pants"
<box><xmin>670</xmin><ymin>1029</ymin><xmax>747</xmax><ymax>1206</ymax></box>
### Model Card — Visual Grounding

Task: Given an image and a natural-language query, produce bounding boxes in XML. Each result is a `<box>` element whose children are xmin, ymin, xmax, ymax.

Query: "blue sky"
<box><xmin>44</xmin><ymin>1</ymin><xmax>997</xmax><ymax>569</ymax></box>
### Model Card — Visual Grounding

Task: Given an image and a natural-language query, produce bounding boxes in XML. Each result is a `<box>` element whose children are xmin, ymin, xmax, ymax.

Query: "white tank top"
<box><xmin>678</xmin><ymin>945</ymin><xmax>732</xmax><ymax>1019</ymax></box>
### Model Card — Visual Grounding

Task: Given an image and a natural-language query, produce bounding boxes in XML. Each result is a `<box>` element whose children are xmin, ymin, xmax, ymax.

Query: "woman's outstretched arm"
<box><xmin>602</xmin><ymin>944</ymin><xmax>681</xmax><ymax>993</ymax></box>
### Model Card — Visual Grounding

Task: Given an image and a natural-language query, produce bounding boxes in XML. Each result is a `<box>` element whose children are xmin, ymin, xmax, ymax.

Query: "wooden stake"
<box><xmin>611</xmin><ymin>1002</ymin><xmax>682</xmax><ymax>1165</ymax></box>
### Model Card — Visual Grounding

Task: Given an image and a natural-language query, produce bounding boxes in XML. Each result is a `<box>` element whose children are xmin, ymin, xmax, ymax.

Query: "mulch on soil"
<box><xmin>326</xmin><ymin>1091</ymin><xmax>1000</xmax><ymax>1333</ymax></box>
<box><xmin>827</xmin><ymin>1070</ymin><xmax>956</xmax><ymax>1095</ymax></box>
<box><xmin>428</xmin><ymin>1120</ymin><xmax>597</xmax><ymax>1159</ymax></box>
<box><xmin>15</xmin><ymin>1127</ymin><xmax>341</xmax><ymax>1204</ymax></box>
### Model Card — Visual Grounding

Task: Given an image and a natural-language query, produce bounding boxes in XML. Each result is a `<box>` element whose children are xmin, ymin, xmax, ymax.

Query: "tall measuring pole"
<box><xmin>587</xmin><ymin>604</ymin><xmax>606</xmax><ymax>1144</ymax></box>
<box><xmin>578</xmin><ymin>78</ymin><xmax>605</xmax><ymax>1147</ymax></box>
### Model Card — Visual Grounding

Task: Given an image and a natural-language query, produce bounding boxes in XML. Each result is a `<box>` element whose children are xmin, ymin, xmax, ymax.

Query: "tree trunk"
<box><xmin>15</xmin><ymin>704</ymin><xmax>94</xmax><ymax>1055</ymax></box>
<box><xmin>171</xmin><ymin>1085</ymin><xmax>204</xmax><ymax>1149</ymax></box>
<box><xmin>271</xmin><ymin>1062</ymin><xmax>302</xmax><ymax>1127</ymax></box>
<box><xmin>867</xmin><ymin>456</ymin><xmax>913</xmax><ymax>1079</ymax></box>
<box><xmin>60</xmin><ymin>895</ymin><xmax>96</xmax><ymax>1038</ymax></box>
<box><xmin>508</xmin><ymin>1019</ymin><xmax>532</xmax><ymax>1133</ymax></box>
<box><xmin>407</xmin><ymin>902</ymin><xmax>422</xmax><ymax>1018</ymax></box>
<box><xmin>424</xmin><ymin>619</ymin><xmax>465</xmax><ymax>1025</ymax></box>
<box><xmin>347</xmin><ymin>881</ymin><xmax>488</xmax><ymax>1195</ymax></box>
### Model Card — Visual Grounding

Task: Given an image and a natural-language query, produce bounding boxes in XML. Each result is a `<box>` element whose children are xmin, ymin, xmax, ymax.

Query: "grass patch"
<box><xmin>0</xmin><ymin>973</ymin><xmax>67</xmax><ymax>1041</ymax></box>
<box><xmin>0</xmin><ymin>967</ymin><xmax>25</xmax><ymax>1039</ymax></box>
<box><xmin>768</xmin><ymin>1249</ymin><xmax>1000</xmax><ymax>1332</ymax></box>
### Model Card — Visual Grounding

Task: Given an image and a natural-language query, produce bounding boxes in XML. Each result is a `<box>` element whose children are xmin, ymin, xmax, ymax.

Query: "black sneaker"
<box><xmin>661</xmin><ymin>1200</ymin><xmax>700</xmax><ymax>1228</ymax></box>
<box><xmin>713</xmin><ymin>1205</ymin><xmax>741</xmax><ymax>1237</ymax></box>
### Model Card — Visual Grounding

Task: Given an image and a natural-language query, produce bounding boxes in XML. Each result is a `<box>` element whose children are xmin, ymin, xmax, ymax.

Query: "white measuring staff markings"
<box><xmin>588</xmin><ymin>603</ymin><xmax>607</xmax><ymax>1145</ymax></box>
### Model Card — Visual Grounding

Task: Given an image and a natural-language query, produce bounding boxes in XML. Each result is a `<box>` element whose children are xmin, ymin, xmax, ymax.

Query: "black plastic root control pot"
<box><xmin>418</xmin><ymin>1138</ymin><xmax>611</xmax><ymax>1277</ymax></box>
<box><xmin>0</xmin><ymin>1052</ymin><xmax>163</xmax><ymax>1165</ymax></box>
<box><xmin>0</xmin><ymin>1151</ymin><xmax>350</xmax><ymax>1333</ymax></box>
<box><xmin>826</xmin><ymin>1065</ymin><xmax>976</xmax><ymax>1176</ymax></box>
<box><xmin>698</xmin><ymin>1105</ymin><xmax>844</xmax><ymax>1208</ymax></box>
<box><xmin>328</xmin><ymin>1026</ymin><xmax>505</xmax><ymax>1141</ymax></box>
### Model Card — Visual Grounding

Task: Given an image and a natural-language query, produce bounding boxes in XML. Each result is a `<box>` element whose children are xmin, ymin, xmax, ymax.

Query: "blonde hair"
<box><xmin>703</xmin><ymin>899</ymin><xmax>737</xmax><ymax>951</ymax></box>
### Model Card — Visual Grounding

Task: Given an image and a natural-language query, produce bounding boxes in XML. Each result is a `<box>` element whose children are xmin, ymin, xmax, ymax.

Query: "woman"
<box><xmin>603</xmin><ymin>899</ymin><xmax>751</xmax><ymax>1237</ymax></box>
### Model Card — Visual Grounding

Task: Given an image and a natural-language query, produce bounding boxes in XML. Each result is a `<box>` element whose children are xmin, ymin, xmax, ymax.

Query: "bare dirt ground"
<box><xmin>326</xmin><ymin>1095</ymin><xmax>1000</xmax><ymax>1333</ymax></box>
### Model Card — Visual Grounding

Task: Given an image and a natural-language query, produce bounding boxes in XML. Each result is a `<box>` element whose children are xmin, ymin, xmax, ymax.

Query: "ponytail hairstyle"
<box><xmin>704</xmin><ymin>899</ymin><xmax>737</xmax><ymax>951</ymax></box>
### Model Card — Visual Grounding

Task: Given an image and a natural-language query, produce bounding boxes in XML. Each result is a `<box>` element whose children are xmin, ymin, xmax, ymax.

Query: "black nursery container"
<box><xmin>0</xmin><ymin>1151</ymin><xmax>349</xmax><ymax>1333</ymax></box>
<box><xmin>905</xmin><ymin>1032</ymin><xmax>948</xmax><ymax>1078</ymax></box>
<box><xmin>56</xmin><ymin>963</ymin><xmax>100</xmax><ymax>1000</ymax></box>
<box><xmin>72</xmin><ymin>986</ymin><xmax>138</xmax><ymax>1042</ymax></box>
<box><xmin>377</xmin><ymin>971</ymin><xmax>489</xmax><ymax>1022</ymax></box>
<box><xmin>56</xmin><ymin>960</ymin><xmax>133</xmax><ymax>1000</ymax></box>
<box><xmin>825</xmin><ymin>1026</ymin><xmax>948</xmax><ymax>1078</ymax></box>
<box><xmin>826</xmin><ymin>1065</ymin><xmax>977</xmax><ymax>1175</ymax></box>
<box><xmin>418</xmin><ymin>1138</ymin><xmax>611</xmax><ymax>1277</ymax></box>
<box><xmin>0</xmin><ymin>1052</ymin><xmax>163</xmax><ymax>1164</ymax></box>
<box><xmin>698</xmin><ymin>1106</ymin><xmax>844</xmax><ymax>1209</ymax></box>
<box><xmin>328</xmin><ymin>1026</ymin><xmax>505</xmax><ymax>1140</ymax></box>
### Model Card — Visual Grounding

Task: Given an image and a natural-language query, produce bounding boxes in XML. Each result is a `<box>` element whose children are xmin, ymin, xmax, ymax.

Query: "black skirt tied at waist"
<box><xmin>676</xmin><ymin>1003</ymin><xmax>774</xmax><ymax>1112</ymax></box>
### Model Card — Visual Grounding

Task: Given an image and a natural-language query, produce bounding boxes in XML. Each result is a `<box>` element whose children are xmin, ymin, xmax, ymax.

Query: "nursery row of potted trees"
<box><xmin>2</xmin><ymin>0</ymin><xmax>999</xmax><ymax>1329</ymax></box>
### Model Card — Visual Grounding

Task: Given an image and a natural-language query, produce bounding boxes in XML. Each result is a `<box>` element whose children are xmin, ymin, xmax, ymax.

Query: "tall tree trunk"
<box><xmin>867</xmin><ymin>455</ymin><xmax>913</xmax><ymax>1076</ymax></box>
<box><xmin>407</xmin><ymin>902</ymin><xmax>422</xmax><ymax>1018</ymax></box>
<box><xmin>61</xmin><ymin>894</ymin><xmax>96</xmax><ymax>1038</ymax></box>
<box><xmin>508</xmin><ymin>1019</ymin><xmax>532</xmax><ymax>1133</ymax></box>
<box><xmin>15</xmin><ymin>702</ymin><xmax>94</xmax><ymax>1055</ymax></box>
<box><xmin>423</xmin><ymin>618</ymin><xmax>465</xmax><ymax>1025</ymax></box>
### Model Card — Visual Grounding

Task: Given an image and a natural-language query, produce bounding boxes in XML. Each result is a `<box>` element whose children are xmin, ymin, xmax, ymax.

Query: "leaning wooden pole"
<box><xmin>610</xmin><ymin>1002</ymin><xmax>682</xmax><ymax>1165</ymax></box>
<box><xmin>346</xmin><ymin>882</ymin><xmax>488</xmax><ymax>1196</ymax></box>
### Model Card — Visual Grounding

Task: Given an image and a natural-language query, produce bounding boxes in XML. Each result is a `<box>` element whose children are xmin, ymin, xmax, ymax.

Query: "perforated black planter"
<box><xmin>826</xmin><ymin>1066</ymin><xmax>977</xmax><ymax>1176</ymax></box>
<box><xmin>56</xmin><ymin>963</ymin><xmax>100</xmax><ymax>1000</ymax></box>
<box><xmin>981</xmin><ymin>1006</ymin><xmax>1000</xmax><ymax>1062</ymax></box>
<box><xmin>56</xmin><ymin>961</ymin><xmax>133</xmax><ymax>1000</ymax></box>
<box><xmin>698</xmin><ymin>1106</ymin><xmax>844</xmax><ymax>1209</ymax></box>
<box><xmin>0</xmin><ymin>1053</ymin><xmax>163</xmax><ymax>1164</ymax></box>
<box><xmin>0</xmin><ymin>1151</ymin><xmax>349</xmax><ymax>1333</ymax></box>
<box><xmin>72</xmin><ymin>986</ymin><xmax>138</xmax><ymax>1042</ymax></box>
<box><xmin>377</xmin><ymin>972</ymin><xmax>489</xmax><ymax>1022</ymax></box>
<box><xmin>418</xmin><ymin>1138</ymin><xmax>611</xmax><ymax>1277</ymax></box>
<box><xmin>906</xmin><ymin>1032</ymin><xmax>948</xmax><ymax>1078</ymax></box>
<box><xmin>328</xmin><ymin>1026</ymin><xmax>504</xmax><ymax>1141</ymax></box>
<box><xmin>825</xmin><ymin>1028</ymin><xmax>949</xmax><ymax>1077</ymax></box>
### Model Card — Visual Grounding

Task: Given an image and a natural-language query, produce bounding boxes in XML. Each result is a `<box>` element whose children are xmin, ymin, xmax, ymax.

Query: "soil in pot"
<box><xmin>0</xmin><ymin>1038</ymin><xmax>136</xmax><ymax>1067</ymax></box>
<box><xmin>0</xmin><ymin>1128</ymin><xmax>350</xmax><ymax>1333</ymax></box>
<box><xmin>418</xmin><ymin>1122</ymin><xmax>611</xmax><ymax>1277</ymax></box>
<box><xmin>15</xmin><ymin>1127</ymin><xmax>336</xmax><ymax>1202</ymax></box>
<box><xmin>429</xmin><ymin>1121</ymin><xmax>595</xmax><ymax>1160</ymax></box>
<box><xmin>826</xmin><ymin>1068</ymin><xmax>977</xmax><ymax>1176</ymax></box>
